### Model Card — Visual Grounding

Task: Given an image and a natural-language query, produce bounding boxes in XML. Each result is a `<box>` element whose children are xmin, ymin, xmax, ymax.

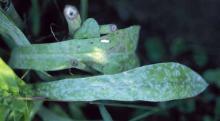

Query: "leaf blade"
<box><xmin>32</xmin><ymin>62</ymin><xmax>208</xmax><ymax>102</ymax></box>
<box><xmin>9</xmin><ymin>26</ymin><xmax>140</xmax><ymax>74</ymax></box>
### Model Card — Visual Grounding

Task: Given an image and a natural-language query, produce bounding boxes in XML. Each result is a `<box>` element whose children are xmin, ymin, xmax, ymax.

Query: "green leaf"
<box><xmin>29</xmin><ymin>0</ymin><xmax>41</xmax><ymax>36</ymax></box>
<box><xmin>0</xmin><ymin>106</ymin><xmax>9</xmax><ymax>121</ymax></box>
<box><xmin>203</xmin><ymin>68</ymin><xmax>220</xmax><ymax>87</ymax></box>
<box><xmin>80</xmin><ymin>0</ymin><xmax>88</xmax><ymax>21</ymax></box>
<box><xmin>74</xmin><ymin>18</ymin><xmax>100</xmax><ymax>39</ymax></box>
<box><xmin>214</xmin><ymin>98</ymin><xmax>220</xmax><ymax>121</ymax></box>
<box><xmin>9</xmin><ymin>26</ymin><xmax>140</xmax><ymax>74</ymax></box>
<box><xmin>32</xmin><ymin>62</ymin><xmax>208</xmax><ymax>102</ymax></box>
<box><xmin>68</xmin><ymin>103</ymin><xmax>87</xmax><ymax>120</ymax></box>
<box><xmin>0</xmin><ymin>1</ymin><xmax>25</xmax><ymax>29</ymax></box>
<box><xmin>0</xmin><ymin>7</ymin><xmax>53</xmax><ymax>82</ymax></box>
<box><xmin>0</xmin><ymin>58</ymin><xmax>25</xmax><ymax>97</ymax></box>
<box><xmin>0</xmin><ymin>9</ymin><xmax>30</xmax><ymax>49</ymax></box>
<box><xmin>48</xmin><ymin>104</ymin><xmax>70</xmax><ymax>118</ymax></box>
<box><xmin>38</xmin><ymin>106</ymin><xmax>73</xmax><ymax>121</ymax></box>
<box><xmin>193</xmin><ymin>47</ymin><xmax>208</xmax><ymax>67</ymax></box>
<box><xmin>64</xmin><ymin>5</ymin><xmax>82</xmax><ymax>37</ymax></box>
<box><xmin>203</xmin><ymin>115</ymin><xmax>214</xmax><ymax>121</ymax></box>
<box><xmin>91</xmin><ymin>101</ymin><xmax>155</xmax><ymax>109</ymax></box>
<box><xmin>170</xmin><ymin>37</ymin><xmax>189</xmax><ymax>56</ymax></box>
<box><xmin>177</xmin><ymin>99</ymin><xmax>195</xmax><ymax>113</ymax></box>
<box><xmin>129</xmin><ymin>109</ymin><xmax>159</xmax><ymax>121</ymax></box>
<box><xmin>0</xmin><ymin>58</ymin><xmax>36</xmax><ymax>121</ymax></box>
<box><xmin>100</xmin><ymin>24</ymin><xmax>118</xmax><ymax>34</ymax></box>
<box><xmin>145</xmin><ymin>37</ymin><xmax>166</xmax><ymax>62</ymax></box>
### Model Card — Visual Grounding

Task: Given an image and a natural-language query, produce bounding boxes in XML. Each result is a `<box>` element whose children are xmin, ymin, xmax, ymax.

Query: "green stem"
<box><xmin>90</xmin><ymin>101</ymin><xmax>155</xmax><ymax>110</ymax></box>
<box><xmin>0</xmin><ymin>0</ymin><xmax>25</xmax><ymax>29</ymax></box>
<box><xmin>98</xmin><ymin>104</ymin><xmax>113</xmax><ymax>121</ymax></box>
<box><xmin>129</xmin><ymin>109</ymin><xmax>160</xmax><ymax>121</ymax></box>
<box><xmin>80</xmin><ymin>0</ymin><xmax>88</xmax><ymax>21</ymax></box>
<box><xmin>30</xmin><ymin>0</ymin><xmax>40</xmax><ymax>36</ymax></box>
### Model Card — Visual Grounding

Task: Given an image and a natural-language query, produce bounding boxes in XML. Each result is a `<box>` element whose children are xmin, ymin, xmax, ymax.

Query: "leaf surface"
<box><xmin>32</xmin><ymin>62</ymin><xmax>208</xmax><ymax>102</ymax></box>
<box><xmin>0</xmin><ymin>10</ymin><xmax>30</xmax><ymax>49</ymax></box>
<box><xmin>9</xmin><ymin>26</ymin><xmax>140</xmax><ymax>74</ymax></box>
<box><xmin>74</xmin><ymin>18</ymin><xmax>100</xmax><ymax>39</ymax></box>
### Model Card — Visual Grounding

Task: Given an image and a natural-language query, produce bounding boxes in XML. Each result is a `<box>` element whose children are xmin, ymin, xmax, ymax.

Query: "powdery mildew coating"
<box><xmin>9</xmin><ymin>26</ymin><xmax>140</xmax><ymax>74</ymax></box>
<box><xmin>34</xmin><ymin>62</ymin><xmax>208</xmax><ymax>102</ymax></box>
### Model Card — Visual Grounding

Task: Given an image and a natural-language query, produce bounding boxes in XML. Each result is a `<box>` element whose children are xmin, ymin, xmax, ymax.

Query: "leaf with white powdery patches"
<box><xmin>32</xmin><ymin>62</ymin><xmax>208</xmax><ymax>102</ymax></box>
<box><xmin>9</xmin><ymin>26</ymin><xmax>140</xmax><ymax>74</ymax></box>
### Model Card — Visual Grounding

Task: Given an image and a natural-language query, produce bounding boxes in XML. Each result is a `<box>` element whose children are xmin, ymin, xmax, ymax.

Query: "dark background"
<box><xmin>1</xmin><ymin>0</ymin><xmax>220</xmax><ymax>121</ymax></box>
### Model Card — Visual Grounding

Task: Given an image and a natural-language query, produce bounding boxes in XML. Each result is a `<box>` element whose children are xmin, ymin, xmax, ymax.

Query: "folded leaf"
<box><xmin>32</xmin><ymin>62</ymin><xmax>208</xmax><ymax>102</ymax></box>
<box><xmin>9</xmin><ymin>26</ymin><xmax>140</xmax><ymax>74</ymax></box>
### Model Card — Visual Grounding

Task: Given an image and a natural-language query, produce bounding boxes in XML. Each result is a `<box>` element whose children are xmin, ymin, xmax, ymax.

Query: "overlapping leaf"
<box><xmin>32</xmin><ymin>62</ymin><xmax>208</xmax><ymax>102</ymax></box>
<box><xmin>9</xmin><ymin>26</ymin><xmax>140</xmax><ymax>74</ymax></box>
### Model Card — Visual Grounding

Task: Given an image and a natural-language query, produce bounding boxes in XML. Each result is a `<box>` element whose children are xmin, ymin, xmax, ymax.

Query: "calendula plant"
<box><xmin>0</xmin><ymin>1</ymin><xmax>208</xmax><ymax>121</ymax></box>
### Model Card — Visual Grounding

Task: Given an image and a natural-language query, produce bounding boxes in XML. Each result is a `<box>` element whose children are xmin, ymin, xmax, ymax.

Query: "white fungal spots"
<box><xmin>156</xmin><ymin>66</ymin><xmax>162</xmax><ymax>71</ymax></box>
<box><xmin>100</xmin><ymin>39</ymin><xmax>110</xmax><ymax>43</ymax></box>
<box><xmin>64</xmin><ymin>5</ymin><xmax>78</xmax><ymax>20</ymax></box>
<box><xmin>110</xmin><ymin>24</ymin><xmax>118</xmax><ymax>32</ymax></box>
<box><xmin>173</xmin><ymin>70</ymin><xmax>181</xmax><ymax>77</ymax></box>
<box><xmin>34</xmin><ymin>62</ymin><xmax>207</xmax><ymax>102</ymax></box>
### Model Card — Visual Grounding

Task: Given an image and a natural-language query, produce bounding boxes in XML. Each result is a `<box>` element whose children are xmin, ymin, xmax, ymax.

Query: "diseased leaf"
<box><xmin>0</xmin><ymin>8</ymin><xmax>52</xmax><ymax>82</ymax></box>
<box><xmin>9</xmin><ymin>26</ymin><xmax>140</xmax><ymax>74</ymax></box>
<box><xmin>32</xmin><ymin>63</ymin><xmax>208</xmax><ymax>102</ymax></box>
<box><xmin>64</xmin><ymin>5</ymin><xmax>82</xmax><ymax>37</ymax></box>
<box><xmin>100</xmin><ymin>24</ymin><xmax>118</xmax><ymax>34</ymax></box>
<box><xmin>74</xmin><ymin>18</ymin><xmax>100</xmax><ymax>39</ymax></box>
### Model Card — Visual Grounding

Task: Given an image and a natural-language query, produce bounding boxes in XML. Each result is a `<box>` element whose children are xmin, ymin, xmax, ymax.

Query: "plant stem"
<box><xmin>129</xmin><ymin>109</ymin><xmax>160</xmax><ymax>121</ymax></box>
<box><xmin>98</xmin><ymin>104</ymin><xmax>113</xmax><ymax>121</ymax></box>
<box><xmin>90</xmin><ymin>101</ymin><xmax>155</xmax><ymax>110</ymax></box>
<box><xmin>80</xmin><ymin>0</ymin><xmax>88</xmax><ymax>21</ymax></box>
<box><xmin>0</xmin><ymin>0</ymin><xmax>25</xmax><ymax>29</ymax></box>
